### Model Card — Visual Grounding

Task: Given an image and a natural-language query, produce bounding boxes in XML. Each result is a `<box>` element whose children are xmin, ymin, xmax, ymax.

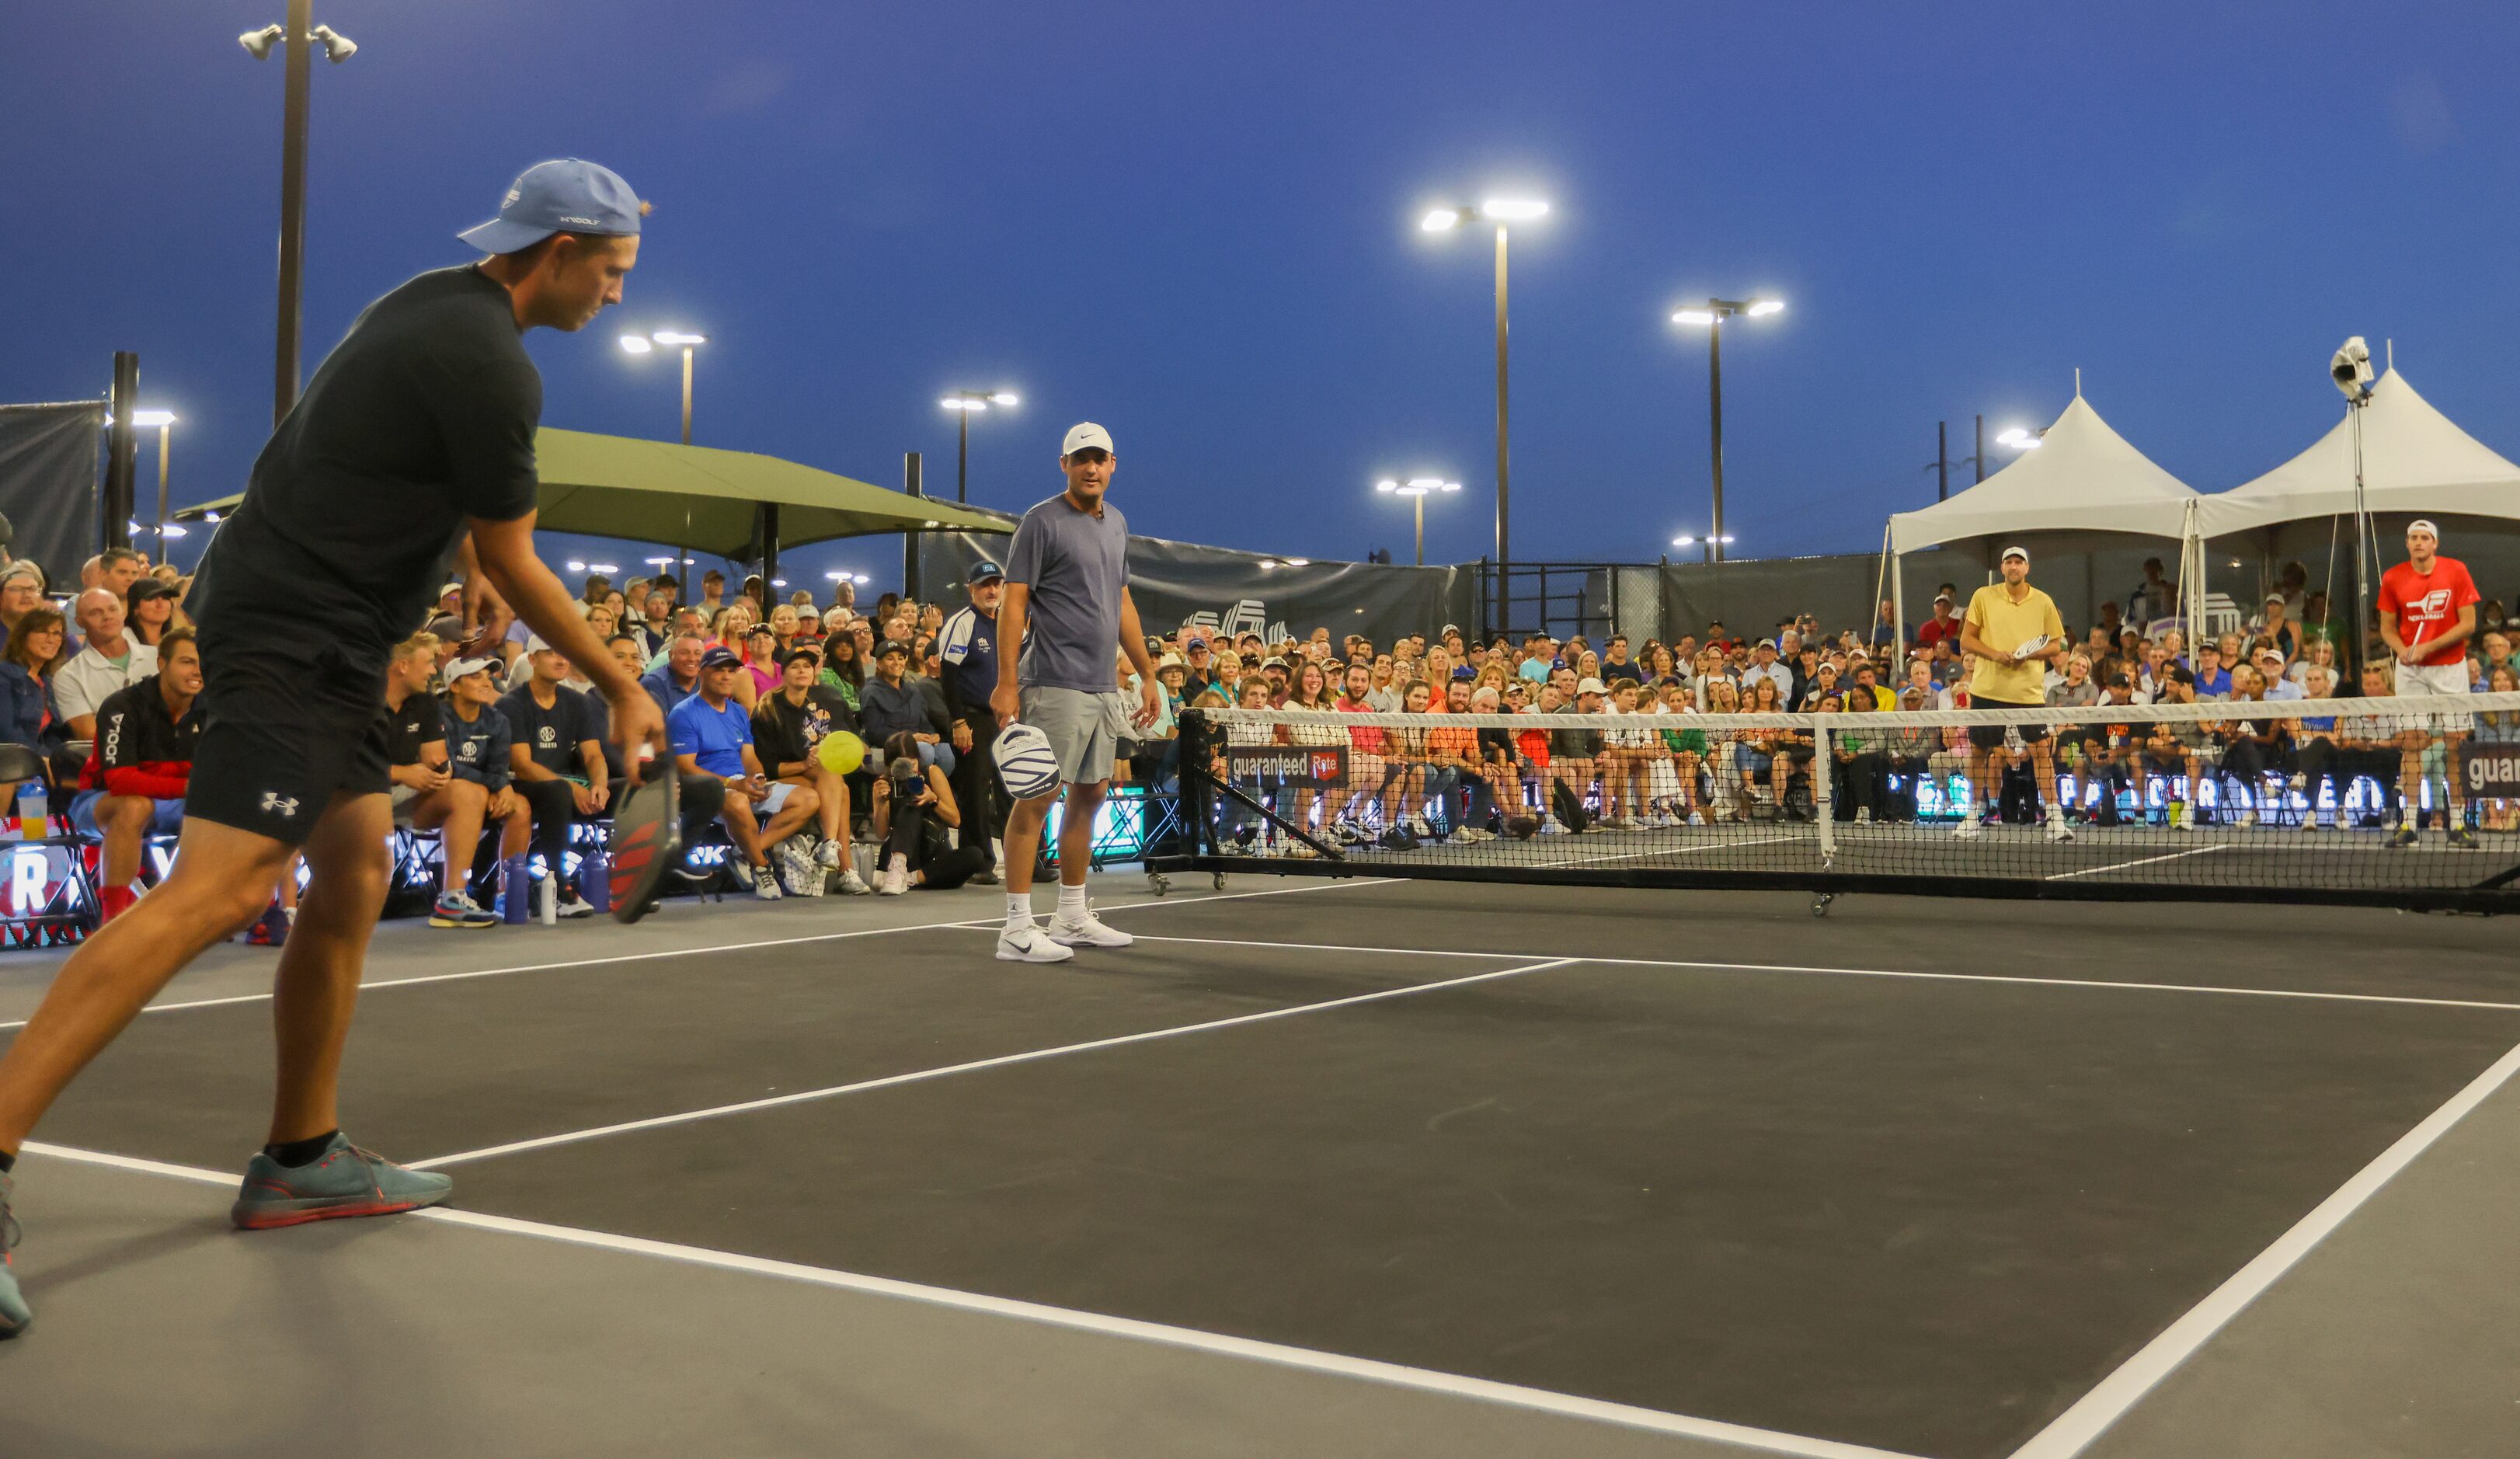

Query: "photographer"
<box><xmin>868</xmin><ymin>730</ymin><xmax>992</xmax><ymax>895</ymax></box>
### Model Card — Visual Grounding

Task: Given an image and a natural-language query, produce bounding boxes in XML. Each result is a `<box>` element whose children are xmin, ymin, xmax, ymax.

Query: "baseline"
<box><xmin>19</xmin><ymin>1140</ymin><xmax>1923</xmax><ymax>1459</ymax></box>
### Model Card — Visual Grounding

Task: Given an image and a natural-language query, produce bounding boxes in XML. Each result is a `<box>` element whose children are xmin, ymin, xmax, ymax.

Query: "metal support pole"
<box><xmin>272</xmin><ymin>0</ymin><xmax>313</xmax><ymax>427</ymax></box>
<box><xmin>1937</xmin><ymin>421</ymin><xmax>1949</xmax><ymax>502</ymax></box>
<box><xmin>957</xmin><ymin>408</ymin><xmax>969</xmax><ymax>504</ymax></box>
<box><xmin>1708</xmin><ymin>319</ymin><xmax>1727</xmax><ymax>562</ymax></box>
<box><xmin>1974</xmin><ymin>414</ymin><xmax>1986</xmax><ymax>485</ymax></box>
<box><xmin>105</xmin><ymin>352</ymin><xmax>139</xmax><ymax>552</ymax></box>
<box><xmin>679</xmin><ymin>346</ymin><xmax>694</xmax><ymax>445</ymax></box>
<box><xmin>761</xmin><ymin>503</ymin><xmax>780</xmax><ymax>590</ymax></box>
<box><xmin>1413</xmin><ymin>495</ymin><xmax>1425</xmax><ymax>567</ymax></box>
<box><xmin>1493</xmin><ymin>225</ymin><xmax>1512</xmax><ymax>638</ymax></box>
<box><xmin>153</xmin><ymin>425</ymin><xmax>172</xmax><ymax>554</ymax></box>
<box><xmin>903</xmin><ymin>451</ymin><xmax>924</xmax><ymax>603</ymax></box>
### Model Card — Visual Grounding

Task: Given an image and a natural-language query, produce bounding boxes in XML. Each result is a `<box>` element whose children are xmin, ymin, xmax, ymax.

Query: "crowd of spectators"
<box><xmin>2</xmin><ymin>541</ymin><xmax>2516</xmax><ymax>938</ymax></box>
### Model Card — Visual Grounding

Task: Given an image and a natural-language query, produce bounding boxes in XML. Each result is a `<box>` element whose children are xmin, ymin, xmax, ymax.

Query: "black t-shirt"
<box><xmin>190</xmin><ymin>265</ymin><xmax>541</xmax><ymax>660</ymax></box>
<box><xmin>378</xmin><ymin>691</ymin><xmax>446</xmax><ymax>768</ymax></box>
<box><xmin>753</xmin><ymin>685</ymin><xmax>860</xmax><ymax>775</ymax></box>
<box><xmin>1600</xmin><ymin>659</ymin><xmax>1645</xmax><ymax>686</ymax></box>
<box><xmin>498</xmin><ymin>682</ymin><xmax>596</xmax><ymax>777</ymax></box>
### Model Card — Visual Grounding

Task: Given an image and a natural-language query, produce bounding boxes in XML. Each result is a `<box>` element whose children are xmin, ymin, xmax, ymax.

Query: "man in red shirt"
<box><xmin>68</xmin><ymin>629</ymin><xmax>204</xmax><ymax>922</ymax></box>
<box><xmin>1332</xmin><ymin>662</ymin><xmax>1401</xmax><ymax>845</ymax></box>
<box><xmin>2376</xmin><ymin>519</ymin><xmax>2480</xmax><ymax>848</ymax></box>
<box><xmin>1914</xmin><ymin>594</ymin><xmax>1961</xmax><ymax>650</ymax></box>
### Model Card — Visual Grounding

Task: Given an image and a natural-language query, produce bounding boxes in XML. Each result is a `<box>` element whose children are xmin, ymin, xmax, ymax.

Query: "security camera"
<box><xmin>238</xmin><ymin>23</ymin><xmax>284</xmax><ymax>59</ymax></box>
<box><xmin>2330</xmin><ymin>336</ymin><xmax>2374</xmax><ymax>401</ymax></box>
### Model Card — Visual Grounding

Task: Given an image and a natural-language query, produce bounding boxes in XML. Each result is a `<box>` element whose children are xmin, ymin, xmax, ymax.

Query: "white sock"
<box><xmin>1056</xmin><ymin>883</ymin><xmax>1088</xmax><ymax>921</ymax></box>
<box><xmin>1004</xmin><ymin>893</ymin><xmax>1034</xmax><ymax>930</ymax></box>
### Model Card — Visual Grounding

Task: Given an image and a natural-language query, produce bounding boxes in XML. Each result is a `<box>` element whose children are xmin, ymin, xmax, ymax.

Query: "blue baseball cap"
<box><xmin>459</xmin><ymin>159</ymin><xmax>645</xmax><ymax>254</ymax></box>
<box><xmin>967</xmin><ymin>559</ymin><xmax>1004</xmax><ymax>585</ymax></box>
<box><xmin>697</xmin><ymin>646</ymin><xmax>742</xmax><ymax>672</ymax></box>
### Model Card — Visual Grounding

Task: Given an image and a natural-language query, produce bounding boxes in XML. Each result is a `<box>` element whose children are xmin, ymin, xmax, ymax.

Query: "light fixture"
<box><xmin>646</xmin><ymin>555</ymin><xmax>678</xmax><ymax>566</ymax></box>
<box><xmin>825</xmin><ymin>570</ymin><xmax>848</xmax><ymax>580</ymax></box>
<box><xmin>1283</xmin><ymin>558</ymin><xmax>1311</xmax><ymax>566</ymax></box>
<box><xmin>308</xmin><ymin>24</ymin><xmax>355</xmax><ymax>62</ymax></box>
<box><xmin>651</xmin><ymin>330</ymin><xmax>706</xmax><ymax>346</ymax></box>
<box><xmin>130</xmin><ymin>409</ymin><xmax>178</xmax><ymax>428</ymax></box>
<box><xmin>619</xmin><ymin>334</ymin><xmax>653</xmax><ymax>354</ymax></box>
<box><xmin>1420</xmin><ymin>208</ymin><xmax>1464</xmax><ymax>232</ymax></box>
<box><xmin>1257</xmin><ymin>559</ymin><xmax>1279</xmax><ymax>570</ymax></box>
<box><xmin>942</xmin><ymin>397</ymin><xmax>981</xmax><ymax>411</ymax></box>
<box><xmin>771</xmin><ymin>578</ymin><xmax>787</xmax><ymax>588</ymax></box>
<box><xmin>1671</xmin><ymin>308</ymin><xmax>1718</xmax><ymax>326</ymax></box>
<box><xmin>854</xmin><ymin>573</ymin><xmax>871</xmax><ymax>584</ymax></box>
<box><xmin>989</xmin><ymin>392</ymin><xmax>1019</xmax><ymax>406</ymax></box>
<box><xmin>1375</xmin><ymin>479</ymin><xmax>1397</xmax><ymax>493</ymax></box>
<box><xmin>159</xmin><ymin>523</ymin><xmax>187</xmax><ymax>539</ymax></box>
<box><xmin>238</xmin><ymin>23</ymin><xmax>284</xmax><ymax>58</ymax></box>
<box><xmin>1672</xmin><ymin>535</ymin><xmax>1697</xmax><ymax>547</ymax></box>
<box><xmin>590</xmin><ymin>563</ymin><xmax>619</xmax><ymax>574</ymax></box>
<box><xmin>921</xmin><ymin>519</ymin><xmax>940</xmax><ymax>528</ymax></box>
<box><xmin>1746</xmin><ymin>300</ymin><xmax>1785</xmax><ymax>318</ymax></box>
<box><xmin>1481</xmin><ymin>199</ymin><xmax>1549</xmax><ymax>221</ymax></box>
<box><xmin>1995</xmin><ymin>427</ymin><xmax>2044</xmax><ymax>451</ymax></box>
<box><xmin>566</xmin><ymin>559</ymin><xmax>587</xmax><ymax>572</ymax></box>
<box><xmin>202</xmin><ymin>510</ymin><xmax>222</xmax><ymax>524</ymax></box>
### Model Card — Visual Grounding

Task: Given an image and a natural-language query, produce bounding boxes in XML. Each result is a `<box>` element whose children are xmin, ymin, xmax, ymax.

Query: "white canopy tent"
<box><xmin>2192</xmin><ymin>369</ymin><xmax>2520</xmax><ymax>646</ymax></box>
<box><xmin>1886</xmin><ymin>392</ymin><xmax>2205</xmax><ymax>645</ymax></box>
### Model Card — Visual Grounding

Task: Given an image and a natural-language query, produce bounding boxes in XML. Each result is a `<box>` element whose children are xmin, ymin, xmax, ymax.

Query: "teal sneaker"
<box><xmin>0</xmin><ymin>1173</ymin><xmax>27</xmax><ymax>1337</ymax></box>
<box><xmin>230</xmin><ymin>1135</ymin><xmax>453</xmax><ymax>1231</ymax></box>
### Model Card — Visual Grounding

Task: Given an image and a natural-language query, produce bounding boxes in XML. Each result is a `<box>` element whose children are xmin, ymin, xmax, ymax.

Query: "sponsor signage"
<box><xmin>1227</xmin><ymin>745</ymin><xmax>1348</xmax><ymax>788</ymax></box>
<box><xmin>2462</xmin><ymin>744</ymin><xmax>2520</xmax><ymax>799</ymax></box>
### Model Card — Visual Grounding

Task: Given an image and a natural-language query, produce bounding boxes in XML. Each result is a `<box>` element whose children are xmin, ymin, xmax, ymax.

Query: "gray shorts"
<box><xmin>1020</xmin><ymin>684</ymin><xmax>1116</xmax><ymax>791</ymax></box>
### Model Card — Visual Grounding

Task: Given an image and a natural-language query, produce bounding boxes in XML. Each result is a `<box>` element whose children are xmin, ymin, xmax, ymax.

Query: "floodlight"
<box><xmin>1671</xmin><ymin>309</ymin><xmax>1718</xmax><ymax>326</ymax></box>
<box><xmin>1283</xmin><ymin>558</ymin><xmax>1311</xmax><ymax>566</ymax></box>
<box><xmin>238</xmin><ymin>24</ymin><xmax>284</xmax><ymax>58</ymax></box>
<box><xmin>989</xmin><ymin>392</ymin><xmax>1019</xmax><ymax>406</ymax></box>
<box><xmin>590</xmin><ymin>563</ymin><xmax>620</xmax><ymax>574</ymax></box>
<box><xmin>1420</xmin><ymin>209</ymin><xmax>1464</xmax><ymax>232</ymax></box>
<box><xmin>1746</xmin><ymin>299</ymin><xmax>1785</xmax><ymax>317</ymax></box>
<box><xmin>130</xmin><ymin>409</ymin><xmax>177</xmax><ymax>427</ymax></box>
<box><xmin>159</xmin><ymin>523</ymin><xmax>187</xmax><ymax>538</ymax></box>
<box><xmin>567</xmin><ymin>559</ymin><xmax>586</xmax><ymax>573</ymax></box>
<box><xmin>1481</xmin><ymin>199</ymin><xmax>1549</xmax><ymax>221</ymax></box>
<box><xmin>1376</xmin><ymin>480</ymin><xmax>1398</xmax><ymax>493</ymax></box>
<box><xmin>2331</xmin><ymin>336</ymin><xmax>2374</xmax><ymax>401</ymax></box>
<box><xmin>619</xmin><ymin>335</ymin><xmax>653</xmax><ymax>353</ymax></box>
<box><xmin>651</xmin><ymin>330</ymin><xmax>705</xmax><ymax>346</ymax></box>
<box><xmin>308</xmin><ymin>24</ymin><xmax>355</xmax><ymax>62</ymax></box>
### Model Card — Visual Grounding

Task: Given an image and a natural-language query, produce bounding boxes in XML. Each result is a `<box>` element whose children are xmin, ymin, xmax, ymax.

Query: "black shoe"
<box><xmin>2387</xmin><ymin>825</ymin><xmax>2419</xmax><ymax>848</ymax></box>
<box><xmin>2449</xmin><ymin>827</ymin><xmax>2480</xmax><ymax>850</ymax></box>
<box><xmin>970</xmin><ymin>866</ymin><xmax>1001</xmax><ymax>885</ymax></box>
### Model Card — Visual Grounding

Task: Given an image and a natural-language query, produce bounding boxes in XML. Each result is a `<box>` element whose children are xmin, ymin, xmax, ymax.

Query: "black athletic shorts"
<box><xmin>186</xmin><ymin>631</ymin><xmax>395</xmax><ymax>845</ymax></box>
<box><xmin>1966</xmin><ymin>698</ymin><xmax>2048</xmax><ymax>750</ymax></box>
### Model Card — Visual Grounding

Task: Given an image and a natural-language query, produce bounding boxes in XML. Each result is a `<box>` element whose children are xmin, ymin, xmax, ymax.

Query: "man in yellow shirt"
<box><xmin>1957</xmin><ymin>546</ymin><xmax>2073</xmax><ymax>841</ymax></box>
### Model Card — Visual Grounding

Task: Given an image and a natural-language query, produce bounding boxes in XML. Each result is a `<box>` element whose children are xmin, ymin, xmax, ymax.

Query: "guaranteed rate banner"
<box><xmin>1225</xmin><ymin>744</ymin><xmax>1348</xmax><ymax>788</ymax></box>
<box><xmin>2463</xmin><ymin>743</ymin><xmax>2520</xmax><ymax>800</ymax></box>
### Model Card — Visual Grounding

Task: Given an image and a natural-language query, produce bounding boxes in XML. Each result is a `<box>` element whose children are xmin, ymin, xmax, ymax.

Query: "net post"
<box><xmin>1812</xmin><ymin>710</ymin><xmax>1836</xmax><ymax>869</ymax></box>
<box><xmin>1179</xmin><ymin>709</ymin><xmax>1213</xmax><ymax>855</ymax></box>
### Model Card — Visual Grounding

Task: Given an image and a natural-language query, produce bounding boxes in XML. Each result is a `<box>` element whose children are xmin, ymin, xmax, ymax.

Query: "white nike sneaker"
<box><xmin>834</xmin><ymin>867</ymin><xmax>872</xmax><ymax>895</ymax></box>
<box><xmin>996</xmin><ymin>924</ymin><xmax>1075</xmax><ymax>963</ymax></box>
<box><xmin>1046</xmin><ymin>905</ymin><xmax>1134</xmax><ymax>948</ymax></box>
<box><xmin>2045</xmin><ymin>811</ymin><xmax>2076</xmax><ymax>842</ymax></box>
<box><xmin>1952</xmin><ymin>814</ymin><xmax>1983</xmax><ymax>840</ymax></box>
<box><xmin>816</xmin><ymin>839</ymin><xmax>843</xmax><ymax>869</ymax></box>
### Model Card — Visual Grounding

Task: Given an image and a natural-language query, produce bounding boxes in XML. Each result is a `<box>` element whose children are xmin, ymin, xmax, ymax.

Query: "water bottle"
<box><xmin>20</xmin><ymin>785</ymin><xmax>46</xmax><ymax>839</ymax></box>
<box><xmin>538</xmin><ymin>874</ymin><xmax>557</xmax><ymax>926</ymax></box>
<box><xmin>502</xmin><ymin>854</ymin><xmax>531</xmax><ymax>924</ymax></box>
<box><xmin>583</xmin><ymin>843</ymin><xmax>611</xmax><ymax>914</ymax></box>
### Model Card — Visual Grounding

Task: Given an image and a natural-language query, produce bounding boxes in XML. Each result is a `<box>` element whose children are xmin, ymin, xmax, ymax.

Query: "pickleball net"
<box><xmin>1164</xmin><ymin>691</ymin><xmax>2520</xmax><ymax>912</ymax></box>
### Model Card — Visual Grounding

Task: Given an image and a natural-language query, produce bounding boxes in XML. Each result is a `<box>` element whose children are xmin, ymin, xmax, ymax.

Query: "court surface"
<box><xmin>2</xmin><ymin>870</ymin><xmax>2515</xmax><ymax>1459</ymax></box>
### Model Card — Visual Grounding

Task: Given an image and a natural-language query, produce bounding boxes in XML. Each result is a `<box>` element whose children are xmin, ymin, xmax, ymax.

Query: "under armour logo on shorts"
<box><xmin>259</xmin><ymin>792</ymin><xmax>301</xmax><ymax>819</ymax></box>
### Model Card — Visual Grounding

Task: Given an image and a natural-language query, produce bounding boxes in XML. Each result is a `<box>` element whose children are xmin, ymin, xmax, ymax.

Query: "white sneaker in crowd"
<box><xmin>1952</xmin><ymin>814</ymin><xmax>1983</xmax><ymax>840</ymax></box>
<box><xmin>834</xmin><ymin>867</ymin><xmax>872</xmax><ymax>894</ymax></box>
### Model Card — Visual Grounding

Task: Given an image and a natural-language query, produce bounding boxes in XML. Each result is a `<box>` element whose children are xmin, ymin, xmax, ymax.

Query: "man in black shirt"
<box><xmin>499</xmin><ymin>636</ymin><xmax>608</xmax><ymax>918</ymax></box>
<box><xmin>0</xmin><ymin>159</ymin><xmax>670</xmax><ymax>1338</ymax></box>
<box><xmin>750</xmin><ymin>646</ymin><xmax>871</xmax><ymax>894</ymax></box>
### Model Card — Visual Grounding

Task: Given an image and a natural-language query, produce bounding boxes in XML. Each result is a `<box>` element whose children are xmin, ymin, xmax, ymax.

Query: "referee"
<box><xmin>990</xmin><ymin>423</ymin><xmax>1163</xmax><ymax>963</ymax></box>
<box><xmin>1955</xmin><ymin>546</ymin><xmax>2074</xmax><ymax>841</ymax></box>
<box><xmin>0</xmin><ymin>160</ymin><xmax>667</xmax><ymax>1338</ymax></box>
<box><xmin>937</xmin><ymin>559</ymin><xmax>1008</xmax><ymax>883</ymax></box>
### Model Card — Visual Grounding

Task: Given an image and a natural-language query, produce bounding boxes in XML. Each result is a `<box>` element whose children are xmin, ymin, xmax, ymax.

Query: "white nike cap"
<box><xmin>2000</xmin><ymin>545</ymin><xmax>2030</xmax><ymax>565</ymax></box>
<box><xmin>2407</xmin><ymin>518</ymin><xmax>2440</xmax><ymax>539</ymax></box>
<box><xmin>1061</xmin><ymin>422</ymin><xmax>1115</xmax><ymax>458</ymax></box>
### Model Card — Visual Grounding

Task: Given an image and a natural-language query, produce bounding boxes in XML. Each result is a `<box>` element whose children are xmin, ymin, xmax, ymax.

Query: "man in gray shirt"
<box><xmin>990</xmin><ymin>422</ymin><xmax>1161</xmax><ymax>963</ymax></box>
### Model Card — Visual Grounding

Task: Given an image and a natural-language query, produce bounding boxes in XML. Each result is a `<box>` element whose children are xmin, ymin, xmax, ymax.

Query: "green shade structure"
<box><xmin>174</xmin><ymin>427</ymin><xmax>1014</xmax><ymax>555</ymax></box>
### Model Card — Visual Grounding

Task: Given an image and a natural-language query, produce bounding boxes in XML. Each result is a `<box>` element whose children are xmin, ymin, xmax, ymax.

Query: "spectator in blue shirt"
<box><xmin>642</xmin><ymin>632</ymin><xmax>705</xmax><ymax>717</ymax></box>
<box><xmin>667</xmin><ymin>645</ymin><xmax>820</xmax><ymax>899</ymax></box>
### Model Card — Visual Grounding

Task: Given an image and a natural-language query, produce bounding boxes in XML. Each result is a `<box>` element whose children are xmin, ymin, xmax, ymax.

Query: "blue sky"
<box><xmin>8</xmin><ymin>2</ymin><xmax>2517</xmax><ymax>584</ymax></box>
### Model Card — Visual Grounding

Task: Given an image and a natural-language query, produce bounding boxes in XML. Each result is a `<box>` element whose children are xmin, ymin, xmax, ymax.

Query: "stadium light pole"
<box><xmin>1670</xmin><ymin>531</ymin><xmax>1735</xmax><ymax>566</ymax></box>
<box><xmin>239</xmin><ymin>5</ymin><xmax>356</xmax><ymax>428</ymax></box>
<box><xmin>131</xmin><ymin>410</ymin><xmax>179</xmax><ymax>555</ymax></box>
<box><xmin>621</xmin><ymin>331</ymin><xmax>708</xmax><ymax>444</ymax></box>
<box><xmin>1422</xmin><ymin>197</ymin><xmax>1549</xmax><ymax>635</ymax></box>
<box><xmin>1375</xmin><ymin>477</ymin><xmax>1462</xmax><ymax>566</ymax></box>
<box><xmin>939</xmin><ymin>389</ymin><xmax>1020</xmax><ymax>504</ymax></box>
<box><xmin>1669</xmin><ymin>298</ymin><xmax>1784</xmax><ymax>563</ymax></box>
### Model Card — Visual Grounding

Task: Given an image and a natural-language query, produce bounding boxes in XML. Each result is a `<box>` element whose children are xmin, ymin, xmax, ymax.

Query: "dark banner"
<box><xmin>920</xmin><ymin>531</ymin><xmax>1476</xmax><ymax>647</ymax></box>
<box><xmin>0</xmin><ymin>402</ymin><xmax>103</xmax><ymax>586</ymax></box>
<box><xmin>2462</xmin><ymin>743</ymin><xmax>2520</xmax><ymax>800</ymax></box>
<box><xmin>1226</xmin><ymin>744</ymin><xmax>1348</xmax><ymax>787</ymax></box>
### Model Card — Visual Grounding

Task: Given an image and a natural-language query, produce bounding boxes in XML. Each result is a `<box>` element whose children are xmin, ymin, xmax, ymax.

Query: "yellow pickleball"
<box><xmin>816</xmin><ymin>730</ymin><xmax>866</xmax><ymax>775</ymax></box>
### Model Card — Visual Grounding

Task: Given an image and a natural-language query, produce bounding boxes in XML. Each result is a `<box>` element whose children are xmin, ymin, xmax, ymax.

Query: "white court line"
<box><xmin>18</xmin><ymin>1140</ymin><xmax>1923</xmax><ymax>1459</ymax></box>
<box><xmin>2043</xmin><ymin>844</ymin><xmax>2229</xmax><ymax>882</ymax></box>
<box><xmin>2003</xmin><ymin>1036</ymin><xmax>2520</xmax><ymax>1459</ymax></box>
<box><xmin>0</xmin><ymin>876</ymin><xmax>1396</xmax><ymax>1032</ymax></box>
<box><xmin>1106</xmin><ymin>935</ymin><xmax>2520</xmax><ymax>1015</ymax></box>
<box><xmin>1538</xmin><ymin>831</ymin><xmax>1808</xmax><ymax>869</ymax></box>
<box><xmin>408</xmin><ymin>956</ymin><xmax>1579</xmax><ymax>1170</ymax></box>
